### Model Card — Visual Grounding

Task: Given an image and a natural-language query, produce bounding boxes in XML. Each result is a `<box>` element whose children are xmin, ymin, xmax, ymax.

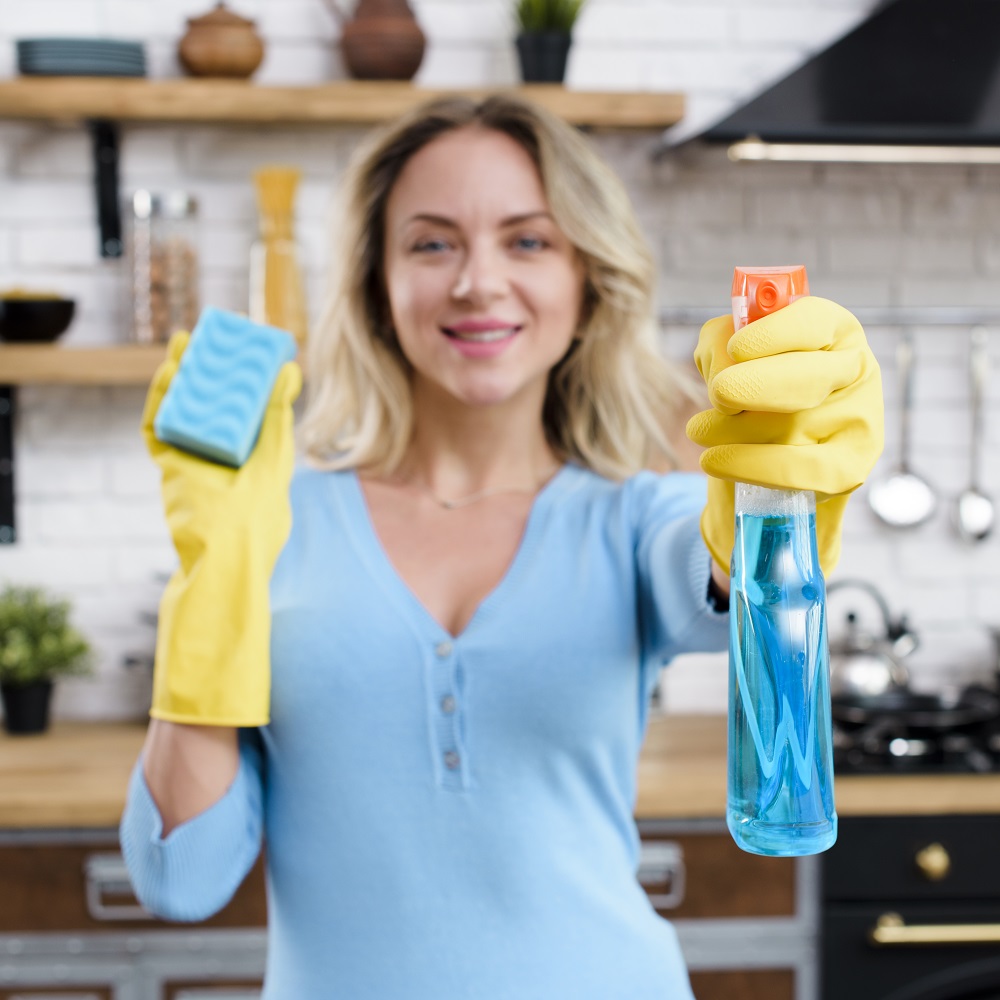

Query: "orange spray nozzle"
<box><xmin>731</xmin><ymin>265</ymin><xmax>809</xmax><ymax>330</ymax></box>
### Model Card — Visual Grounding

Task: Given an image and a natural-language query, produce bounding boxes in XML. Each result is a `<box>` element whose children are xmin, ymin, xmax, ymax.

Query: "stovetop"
<box><xmin>833</xmin><ymin>716</ymin><xmax>1000</xmax><ymax>774</ymax></box>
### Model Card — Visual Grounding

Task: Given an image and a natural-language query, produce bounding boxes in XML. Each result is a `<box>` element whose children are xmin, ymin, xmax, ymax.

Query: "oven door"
<box><xmin>824</xmin><ymin>902</ymin><xmax>1000</xmax><ymax>1000</ymax></box>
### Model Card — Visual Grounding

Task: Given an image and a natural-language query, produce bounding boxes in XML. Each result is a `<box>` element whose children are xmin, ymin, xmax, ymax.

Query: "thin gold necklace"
<box><xmin>406</xmin><ymin>464</ymin><xmax>561</xmax><ymax>510</ymax></box>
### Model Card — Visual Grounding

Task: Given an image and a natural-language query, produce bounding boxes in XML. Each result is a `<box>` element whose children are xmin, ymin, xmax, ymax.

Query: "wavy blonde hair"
<box><xmin>298</xmin><ymin>94</ymin><xmax>697</xmax><ymax>480</ymax></box>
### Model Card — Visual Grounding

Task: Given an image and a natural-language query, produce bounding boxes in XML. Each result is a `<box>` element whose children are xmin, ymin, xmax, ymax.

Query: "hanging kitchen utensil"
<box><xmin>953</xmin><ymin>326</ymin><xmax>994</xmax><ymax>543</ymax></box>
<box><xmin>867</xmin><ymin>329</ymin><xmax>938</xmax><ymax>527</ymax></box>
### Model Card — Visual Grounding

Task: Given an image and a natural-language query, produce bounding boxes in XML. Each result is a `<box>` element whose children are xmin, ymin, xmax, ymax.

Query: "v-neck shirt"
<box><xmin>349</xmin><ymin>463</ymin><xmax>567</xmax><ymax>640</ymax></box>
<box><xmin>121</xmin><ymin>462</ymin><xmax>728</xmax><ymax>999</ymax></box>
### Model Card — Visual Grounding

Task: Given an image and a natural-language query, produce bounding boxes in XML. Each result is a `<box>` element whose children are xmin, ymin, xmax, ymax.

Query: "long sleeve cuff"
<box><xmin>119</xmin><ymin>733</ymin><xmax>265</xmax><ymax>923</ymax></box>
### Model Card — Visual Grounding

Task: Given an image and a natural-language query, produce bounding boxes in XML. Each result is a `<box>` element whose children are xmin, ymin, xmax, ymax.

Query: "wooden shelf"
<box><xmin>0</xmin><ymin>78</ymin><xmax>683</xmax><ymax>129</ymax></box>
<box><xmin>0</xmin><ymin>344</ymin><xmax>165</xmax><ymax>385</ymax></box>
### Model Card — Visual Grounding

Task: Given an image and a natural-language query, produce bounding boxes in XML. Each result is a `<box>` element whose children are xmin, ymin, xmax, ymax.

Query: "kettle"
<box><xmin>827</xmin><ymin>579</ymin><xmax>919</xmax><ymax>698</ymax></box>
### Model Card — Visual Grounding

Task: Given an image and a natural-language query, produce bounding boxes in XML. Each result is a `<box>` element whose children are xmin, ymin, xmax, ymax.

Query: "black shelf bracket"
<box><xmin>89</xmin><ymin>118</ymin><xmax>123</xmax><ymax>259</ymax></box>
<box><xmin>0</xmin><ymin>386</ymin><xmax>15</xmax><ymax>545</ymax></box>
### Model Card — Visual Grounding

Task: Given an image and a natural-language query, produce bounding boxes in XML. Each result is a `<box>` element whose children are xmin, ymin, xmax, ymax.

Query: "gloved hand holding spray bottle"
<box><xmin>727</xmin><ymin>266</ymin><xmax>835</xmax><ymax>857</ymax></box>
<box><xmin>686</xmin><ymin>269</ymin><xmax>883</xmax><ymax>857</ymax></box>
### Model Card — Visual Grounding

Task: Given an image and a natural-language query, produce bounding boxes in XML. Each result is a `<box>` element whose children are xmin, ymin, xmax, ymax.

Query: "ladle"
<box><xmin>868</xmin><ymin>330</ymin><xmax>937</xmax><ymax>528</ymax></box>
<box><xmin>953</xmin><ymin>327</ymin><xmax>994</xmax><ymax>543</ymax></box>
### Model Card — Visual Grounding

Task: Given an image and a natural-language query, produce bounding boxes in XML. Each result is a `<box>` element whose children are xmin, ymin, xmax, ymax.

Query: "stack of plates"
<box><xmin>16</xmin><ymin>38</ymin><xmax>146</xmax><ymax>77</ymax></box>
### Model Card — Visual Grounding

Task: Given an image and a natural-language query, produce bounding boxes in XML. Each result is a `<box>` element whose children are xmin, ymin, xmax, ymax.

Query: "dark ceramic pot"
<box><xmin>340</xmin><ymin>0</ymin><xmax>426</xmax><ymax>81</ymax></box>
<box><xmin>1</xmin><ymin>679</ymin><xmax>54</xmax><ymax>735</ymax></box>
<box><xmin>516</xmin><ymin>31</ymin><xmax>572</xmax><ymax>83</ymax></box>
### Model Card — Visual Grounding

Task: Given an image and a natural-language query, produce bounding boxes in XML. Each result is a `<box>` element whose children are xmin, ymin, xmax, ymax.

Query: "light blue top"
<box><xmin>120</xmin><ymin>463</ymin><xmax>728</xmax><ymax>999</ymax></box>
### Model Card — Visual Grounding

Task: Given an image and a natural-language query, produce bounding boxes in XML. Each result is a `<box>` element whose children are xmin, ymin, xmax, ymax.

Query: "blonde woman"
<box><xmin>122</xmin><ymin>96</ymin><xmax>882</xmax><ymax>998</ymax></box>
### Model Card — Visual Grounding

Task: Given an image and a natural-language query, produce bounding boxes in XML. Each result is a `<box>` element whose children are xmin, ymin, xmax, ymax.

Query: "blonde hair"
<box><xmin>298</xmin><ymin>94</ymin><xmax>697</xmax><ymax>480</ymax></box>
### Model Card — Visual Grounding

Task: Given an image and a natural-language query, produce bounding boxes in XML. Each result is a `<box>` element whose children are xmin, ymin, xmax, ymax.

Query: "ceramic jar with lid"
<box><xmin>326</xmin><ymin>0</ymin><xmax>426</xmax><ymax>80</ymax></box>
<box><xmin>178</xmin><ymin>2</ymin><xmax>265</xmax><ymax>79</ymax></box>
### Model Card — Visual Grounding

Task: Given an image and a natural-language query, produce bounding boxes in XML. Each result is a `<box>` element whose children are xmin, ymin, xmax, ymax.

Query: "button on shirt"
<box><xmin>120</xmin><ymin>463</ymin><xmax>728</xmax><ymax>1000</ymax></box>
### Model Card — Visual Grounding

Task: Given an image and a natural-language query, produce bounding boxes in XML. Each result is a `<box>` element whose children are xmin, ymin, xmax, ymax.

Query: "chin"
<box><xmin>446</xmin><ymin>376</ymin><xmax>534</xmax><ymax>409</ymax></box>
<box><xmin>453</xmin><ymin>385</ymin><xmax>520</xmax><ymax>408</ymax></box>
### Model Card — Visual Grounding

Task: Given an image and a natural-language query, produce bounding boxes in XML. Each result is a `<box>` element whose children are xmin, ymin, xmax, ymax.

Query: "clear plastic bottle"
<box><xmin>726</xmin><ymin>266</ymin><xmax>837</xmax><ymax>857</ymax></box>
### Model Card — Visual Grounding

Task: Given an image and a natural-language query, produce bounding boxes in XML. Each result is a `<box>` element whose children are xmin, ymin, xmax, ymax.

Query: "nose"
<box><xmin>451</xmin><ymin>240</ymin><xmax>508</xmax><ymax>303</ymax></box>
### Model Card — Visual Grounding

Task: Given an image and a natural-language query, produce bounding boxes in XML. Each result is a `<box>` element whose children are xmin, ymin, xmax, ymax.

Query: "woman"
<box><xmin>121</xmin><ymin>96</ymin><xmax>882</xmax><ymax>998</ymax></box>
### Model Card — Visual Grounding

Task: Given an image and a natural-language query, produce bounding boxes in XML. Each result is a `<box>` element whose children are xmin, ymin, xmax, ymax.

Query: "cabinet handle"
<box><xmin>870</xmin><ymin>912</ymin><xmax>1000</xmax><ymax>946</ymax></box>
<box><xmin>83</xmin><ymin>851</ymin><xmax>155</xmax><ymax>921</ymax></box>
<box><xmin>637</xmin><ymin>841</ymin><xmax>686</xmax><ymax>910</ymax></box>
<box><xmin>914</xmin><ymin>842</ymin><xmax>951</xmax><ymax>881</ymax></box>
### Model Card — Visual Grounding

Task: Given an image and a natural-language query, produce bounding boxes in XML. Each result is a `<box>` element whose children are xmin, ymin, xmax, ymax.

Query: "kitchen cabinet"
<box><xmin>0</xmin><ymin>990</ymin><xmax>115</xmax><ymax>998</ymax></box>
<box><xmin>822</xmin><ymin>814</ymin><xmax>1000</xmax><ymax>1000</ymax></box>
<box><xmin>162</xmin><ymin>984</ymin><xmax>261</xmax><ymax>999</ymax></box>
<box><xmin>0</xmin><ymin>826</ymin><xmax>802</xmax><ymax>1000</ymax></box>
<box><xmin>638</xmin><ymin>821</ymin><xmax>813</xmax><ymax>1000</ymax></box>
<box><xmin>0</xmin><ymin>831</ymin><xmax>267</xmax><ymax>1000</ymax></box>
<box><xmin>690</xmin><ymin>971</ymin><xmax>796</xmax><ymax>1000</ymax></box>
<box><xmin>3</xmin><ymin>718</ymin><xmax>999</xmax><ymax>1000</ymax></box>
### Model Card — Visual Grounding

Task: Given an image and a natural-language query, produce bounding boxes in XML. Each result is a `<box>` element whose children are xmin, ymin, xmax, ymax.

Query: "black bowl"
<box><xmin>0</xmin><ymin>297</ymin><xmax>76</xmax><ymax>343</ymax></box>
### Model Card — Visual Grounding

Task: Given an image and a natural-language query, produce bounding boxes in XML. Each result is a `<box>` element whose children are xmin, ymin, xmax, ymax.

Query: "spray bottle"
<box><xmin>726</xmin><ymin>265</ymin><xmax>837</xmax><ymax>857</ymax></box>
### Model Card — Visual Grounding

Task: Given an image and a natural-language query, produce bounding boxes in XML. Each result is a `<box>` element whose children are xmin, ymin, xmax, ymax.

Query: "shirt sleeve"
<box><xmin>118</xmin><ymin>727</ymin><xmax>265</xmax><ymax>923</ymax></box>
<box><xmin>631</xmin><ymin>471</ymin><xmax>729</xmax><ymax>669</ymax></box>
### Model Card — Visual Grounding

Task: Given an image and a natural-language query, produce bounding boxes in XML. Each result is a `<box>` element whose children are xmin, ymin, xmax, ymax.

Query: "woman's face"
<box><xmin>382</xmin><ymin>126</ymin><xmax>586</xmax><ymax>413</ymax></box>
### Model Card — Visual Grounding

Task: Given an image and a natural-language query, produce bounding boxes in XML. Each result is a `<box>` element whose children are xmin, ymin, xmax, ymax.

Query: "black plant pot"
<box><xmin>515</xmin><ymin>31</ymin><xmax>572</xmax><ymax>83</ymax></box>
<box><xmin>1</xmin><ymin>680</ymin><xmax>53</xmax><ymax>735</ymax></box>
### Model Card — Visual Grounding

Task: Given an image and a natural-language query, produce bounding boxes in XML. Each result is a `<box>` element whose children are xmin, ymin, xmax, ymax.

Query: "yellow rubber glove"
<box><xmin>685</xmin><ymin>296</ymin><xmax>884</xmax><ymax>576</ymax></box>
<box><xmin>142</xmin><ymin>331</ymin><xmax>302</xmax><ymax>726</ymax></box>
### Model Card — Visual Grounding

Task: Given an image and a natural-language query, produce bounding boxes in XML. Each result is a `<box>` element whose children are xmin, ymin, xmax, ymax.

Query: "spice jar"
<box><xmin>130</xmin><ymin>190</ymin><xmax>200</xmax><ymax>344</ymax></box>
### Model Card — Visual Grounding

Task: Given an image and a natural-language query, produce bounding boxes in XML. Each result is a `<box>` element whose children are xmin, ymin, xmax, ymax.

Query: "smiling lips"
<box><xmin>441</xmin><ymin>318</ymin><xmax>523</xmax><ymax>343</ymax></box>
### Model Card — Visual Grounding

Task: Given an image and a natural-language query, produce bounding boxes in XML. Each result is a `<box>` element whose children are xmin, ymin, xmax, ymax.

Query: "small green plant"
<box><xmin>0</xmin><ymin>585</ymin><xmax>92</xmax><ymax>686</ymax></box>
<box><xmin>515</xmin><ymin>0</ymin><xmax>586</xmax><ymax>32</ymax></box>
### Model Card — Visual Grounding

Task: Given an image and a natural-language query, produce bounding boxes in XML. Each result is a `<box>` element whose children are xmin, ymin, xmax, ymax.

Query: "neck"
<box><xmin>401</xmin><ymin>383</ymin><xmax>558</xmax><ymax>498</ymax></box>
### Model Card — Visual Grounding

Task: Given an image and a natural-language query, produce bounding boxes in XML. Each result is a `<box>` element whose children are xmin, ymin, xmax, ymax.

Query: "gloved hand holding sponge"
<box><xmin>686</xmin><ymin>292</ymin><xmax>884</xmax><ymax>576</ymax></box>
<box><xmin>142</xmin><ymin>309</ymin><xmax>301</xmax><ymax>726</ymax></box>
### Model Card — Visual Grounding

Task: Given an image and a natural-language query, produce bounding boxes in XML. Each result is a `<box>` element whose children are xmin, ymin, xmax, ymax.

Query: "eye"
<box><xmin>410</xmin><ymin>237</ymin><xmax>451</xmax><ymax>253</ymax></box>
<box><xmin>511</xmin><ymin>233</ymin><xmax>550</xmax><ymax>252</ymax></box>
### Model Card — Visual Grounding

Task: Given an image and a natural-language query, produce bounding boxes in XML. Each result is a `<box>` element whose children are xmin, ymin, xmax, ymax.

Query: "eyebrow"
<box><xmin>403</xmin><ymin>211</ymin><xmax>554</xmax><ymax>228</ymax></box>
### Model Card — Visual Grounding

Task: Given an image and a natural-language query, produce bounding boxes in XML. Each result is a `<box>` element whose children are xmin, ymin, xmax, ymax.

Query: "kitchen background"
<box><xmin>2</xmin><ymin>0</ymin><xmax>998</xmax><ymax>722</ymax></box>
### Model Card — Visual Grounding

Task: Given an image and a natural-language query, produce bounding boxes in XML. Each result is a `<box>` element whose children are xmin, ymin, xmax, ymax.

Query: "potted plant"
<box><xmin>0</xmin><ymin>586</ymin><xmax>92</xmax><ymax>735</ymax></box>
<box><xmin>514</xmin><ymin>0</ymin><xmax>587</xmax><ymax>84</ymax></box>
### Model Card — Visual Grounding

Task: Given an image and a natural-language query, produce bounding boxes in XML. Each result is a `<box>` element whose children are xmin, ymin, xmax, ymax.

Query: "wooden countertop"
<box><xmin>635</xmin><ymin>715</ymin><xmax>1000</xmax><ymax>819</ymax></box>
<box><xmin>1</xmin><ymin>715</ymin><xmax>998</xmax><ymax>829</ymax></box>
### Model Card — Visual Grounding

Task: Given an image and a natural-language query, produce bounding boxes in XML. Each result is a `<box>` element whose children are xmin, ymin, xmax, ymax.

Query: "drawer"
<box><xmin>637</xmin><ymin>830</ymin><xmax>796</xmax><ymax>918</ymax></box>
<box><xmin>0</xmin><ymin>843</ymin><xmax>267</xmax><ymax>931</ymax></box>
<box><xmin>824</xmin><ymin>815</ymin><xmax>1000</xmax><ymax>902</ymax></box>
<box><xmin>164</xmin><ymin>983</ymin><xmax>262</xmax><ymax>999</ymax></box>
<box><xmin>689</xmin><ymin>969</ymin><xmax>795</xmax><ymax>1000</ymax></box>
<box><xmin>0</xmin><ymin>991</ymin><xmax>113</xmax><ymax>999</ymax></box>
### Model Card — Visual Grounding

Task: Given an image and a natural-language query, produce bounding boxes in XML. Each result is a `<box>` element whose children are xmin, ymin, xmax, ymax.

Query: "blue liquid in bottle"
<box><xmin>727</xmin><ymin>484</ymin><xmax>837</xmax><ymax>856</ymax></box>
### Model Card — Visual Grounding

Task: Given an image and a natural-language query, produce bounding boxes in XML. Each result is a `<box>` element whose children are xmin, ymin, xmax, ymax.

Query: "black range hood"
<box><xmin>696</xmin><ymin>0</ymin><xmax>1000</xmax><ymax>161</ymax></box>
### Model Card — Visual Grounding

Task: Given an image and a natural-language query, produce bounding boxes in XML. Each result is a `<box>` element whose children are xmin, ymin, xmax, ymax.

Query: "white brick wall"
<box><xmin>5</xmin><ymin>0</ymin><xmax>998</xmax><ymax>721</ymax></box>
